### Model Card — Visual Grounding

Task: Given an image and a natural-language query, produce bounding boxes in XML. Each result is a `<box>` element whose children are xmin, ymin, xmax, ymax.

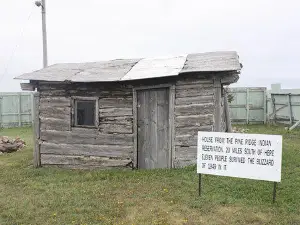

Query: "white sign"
<box><xmin>197</xmin><ymin>132</ymin><xmax>283</xmax><ymax>182</ymax></box>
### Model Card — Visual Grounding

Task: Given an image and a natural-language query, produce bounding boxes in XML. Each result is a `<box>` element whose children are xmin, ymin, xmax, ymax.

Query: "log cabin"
<box><xmin>15</xmin><ymin>51</ymin><xmax>242</xmax><ymax>169</ymax></box>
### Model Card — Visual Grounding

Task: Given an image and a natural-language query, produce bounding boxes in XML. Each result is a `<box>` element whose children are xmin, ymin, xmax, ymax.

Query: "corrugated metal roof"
<box><xmin>15</xmin><ymin>51</ymin><xmax>241</xmax><ymax>82</ymax></box>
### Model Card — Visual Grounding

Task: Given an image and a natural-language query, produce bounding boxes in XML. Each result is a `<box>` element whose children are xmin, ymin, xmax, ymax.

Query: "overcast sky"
<box><xmin>1</xmin><ymin>0</ymin><xmax>300</xmax><ymax>92</ymax></box>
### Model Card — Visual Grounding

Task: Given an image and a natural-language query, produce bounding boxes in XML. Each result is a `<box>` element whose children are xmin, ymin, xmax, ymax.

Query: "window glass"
<box><xmin>76</xmin><ymin>100</ymin><xmax>95</xmax><ymax>126</ymax></box>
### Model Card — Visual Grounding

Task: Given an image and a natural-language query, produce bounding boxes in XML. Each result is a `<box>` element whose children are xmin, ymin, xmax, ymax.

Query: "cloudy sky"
<box><xmin>0</xmin><ymin>0</ymin><xmax>299</xmax><ymax>92</ymax></box>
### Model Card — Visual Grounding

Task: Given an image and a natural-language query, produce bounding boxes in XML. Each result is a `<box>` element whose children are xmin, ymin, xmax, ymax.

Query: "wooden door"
<box><xmin>137</xmin><ymin>88</ymin><xmax>170</xmax><ymax>169</ymax></box>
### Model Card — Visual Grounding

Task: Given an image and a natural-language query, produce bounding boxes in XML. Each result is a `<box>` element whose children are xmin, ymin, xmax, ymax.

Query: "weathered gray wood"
<box><xmin>40</xmin><ymin>117</ymin><xmax>70</xmax><ymax>131</ymax></box>
<box><xmin>137</xmin><ymin>90</ymin><xmax>146</xmax><ymax>168</ymax></box>
<box><xmin>175</xmin><ymin>115</ymin><xmax>213</xmax><ymax>128</ymax></box>
<box><xmin>224</xmin><ymin>92</ymin><xmax>232</xmax><ymax>132</ymax></box>
<box><xmin>149</xmin><ymin>90</ymin><xmax>158</xmax><ymax>169</ymax></box>
<box><xmin>220</xmin><ymin>73</ymin><xmax>239</xmax><ymax>84</ymax></box>
<box><xmin>175</xmin><ymin>96</ymin><xmax>213</xmax><ymax>105</ymax></box>
<box><xmin>99</xmin><ymin>123</ymin><xmax>132</xmax><ymax>134</ymax></box>
<box><xmin>175</xmin><ymin>83</ymin><xmax>213</xmax><ymax>90</ymax></box>
<box><xmin>175</xmin><ymin>88</ymin><xmax>214</xmax><ymax>98</ymax></box>
<box><xmin>157</xmin><ymin>88</ymin><xmax>170</xmax><ymax>168</ymax></box>
<box><xmin>41</xmin><ymin>154</ymin><xmax>132</xmax><ymax>168</ymax></box>
<box><xmin>175</xmin><ymin>134</ymin><xmax>197</xmax><ymax>146</ymax></box>
<box><xmin>137</xmin><ymin>88</ymin><xmax>170</xmax><ymax>169</ymax></box>
<box><xmin>100</xmin><ymin>108</ymin><xmax>132</xmax><ymax>117</ymax></box>
<box><xmin>40</xmin><ymin>90</ymin><xmax>67</xmax><ymax>97</ymax></box>
<box><xmin>20</xmin><ymin>83</ymin><xmax>35</xmax><ymax>91</ymax></box>
<box><xmin>40</xmin><ymin>97</ymin><xmax>70</xmax><ymax>107</ymax></box>
<box><xmin>175</xmin><ymin>146</ymin><xmax>197</xmax><ymax>159</ymax></box>
<box><xmin>174</xmin><ymin>103</ymin><xmax>214</xmax><ymax>116</ymax></box>
<box><xmin>176</xmin><ymin>76</ymin><xmax>214</xmax><ymax>85</ymax></box>
<box><xmin>132</xmin><ymin>89</ymin><xmax>138</xmax><ymax>168</ymax></box>
<box><xmin>169</xmin><ymin>85</ymin><xmax>175</xmax><ymax>168</ymax></box>
<box><xmin>134</xmin><ymin>83</ymin><xmax>173</xmax><ymax>90</ymax></box>
<box><xmin>33</xmin><ymin>93</ymin><xmax>41</xmax><ymax>168</ymax></box>
<box><xmin>176</xmin><ymin>125</ymin><xmax>213</xmax><ymax>136</ymax></box>
<box><xmin>100</xmin><ymin>116</ymin><xmax>132</xmax><ymax>125</ymax></box>
<box><xmin>173</xmin><ymin>158</ymin><xmax>196</xmax><ymax>168</ymax></box>
<box><xmin>213</xmin><ymin>77</ymin><xmax>222</xmax><ymax>132</ymax></box>
<box><xmin>99</xmin><ymin>97</ymin><xmax>132</xmax><ymax>109</ymax></box>
<box><xmin>39</xmin><ymin>106</ymin><xmax>71</xmax><ymax>120</ymax></box>
<box><xmin>40</xmin><ymin>130</ymin><xmax>133</xmax><ymax>145</ymax></box>
<box><xmin>40</xmin><ymin>142</ymin><xmax>133</xmax><ymax>158</ymax></box>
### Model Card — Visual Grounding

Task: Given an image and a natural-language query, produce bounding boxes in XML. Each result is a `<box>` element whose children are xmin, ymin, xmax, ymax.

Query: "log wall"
<box><xmin>38</xmin><ymin>82</ymin><xmax>134</xmax><ymax>169</ymax></box>
<box><xmin>173</xmin><ymin>74</ymin><xmax>215</xmax><ymax>167</ymax></box>
<box><xmin>37</xmin><ymin>73</ymin><xmax>229</xmax><ymax>169</ymax></box>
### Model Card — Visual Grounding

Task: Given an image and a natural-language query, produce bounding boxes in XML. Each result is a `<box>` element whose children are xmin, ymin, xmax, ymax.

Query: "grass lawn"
<box><xmin>0</xmin><ymin>125</ymin><xmax>300</xmax><ymax>225</ymax></box>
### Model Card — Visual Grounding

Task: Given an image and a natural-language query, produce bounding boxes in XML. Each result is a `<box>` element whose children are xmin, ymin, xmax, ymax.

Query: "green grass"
<box><xmin>0</xmin><ymin>125</ymin><xmax>300</xmax><ymax>225</ymax></box>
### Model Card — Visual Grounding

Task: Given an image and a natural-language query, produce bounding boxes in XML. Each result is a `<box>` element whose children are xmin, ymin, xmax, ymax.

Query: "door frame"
<box><xmin>133</xmin><ymin>84</ymin><xmax>175</xmax><ymax>169</ymax></box>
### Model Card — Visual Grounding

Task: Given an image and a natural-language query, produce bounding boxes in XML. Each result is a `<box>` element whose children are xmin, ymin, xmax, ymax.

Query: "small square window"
<box><xmin>73</xmin><ymin>98</ymin><xmax>98</xmax><ymax>128</ymax></box>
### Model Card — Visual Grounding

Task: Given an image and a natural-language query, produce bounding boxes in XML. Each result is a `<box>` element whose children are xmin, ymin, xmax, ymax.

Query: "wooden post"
<box><xmin>273</xmin><ymin>182</ymin><xmax>277</xmax><ymax>203</ymax></box>
<box><xmin>246</xmin><ymin>88</ymin><xmax>250</xmax><ymax>124</ymax></box>
<box><xmin>224</xmin><ymin>90</ymin><xmax>232</xmax><ymax>132</ymax></box>
<box><xmin>271</xmin><ymin>95</ymin><xmax>276</xmax><ymax>124</ymax></box>
<box><xmin>169</xmin><ymin>85</ymin><xmax>175</xmax><ymax>168</ymax></box>
<box><xmin>0</xmin><ymin>96</ymin><xmax>2</xmax><ymax>128</ymax></box>
<box><xmin>288</xmin><ymin>94</ymin><xmax>293</xmax><ymax>125</ymax></box>
<box><xmin>263</xmin><ymin>89</ymin><xmax>267</xmax><ymax>124</ymax></box>
<box><xmin>18</xmin><ymin>93</ymin><xmax>22</xmax><ymax>127</ymax></box>
<box><xmin>132</xmin><ymin>89</ymin><xmax>138</xmax><ymax>169</ymax></box>
<box><xmin>33</xmin><ymin>92</ymin><xmax>41</xmax><ymax>168</ymax></box>
<box><xmin>214</xmin><ymin>77</ymin><xmax>222</xmax><ymax>132</ymax></box>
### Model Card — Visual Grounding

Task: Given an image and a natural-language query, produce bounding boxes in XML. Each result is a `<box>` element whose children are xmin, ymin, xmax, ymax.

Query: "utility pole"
<box><xmin>35</xmin><ymin>0</ymin><xmax>48</xmax><ymax>68</ymax></box>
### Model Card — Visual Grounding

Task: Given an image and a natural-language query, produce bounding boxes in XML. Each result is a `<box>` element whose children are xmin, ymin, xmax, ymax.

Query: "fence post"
<box><xmin>288</xmin><ymin>94</ymin><xmax>293</xmax><ymax>125</ymax></box>
<box><xmin>0</xmin><ymin>96</ymin><xmax>2</xmax><ymax>128</ymax></box>
<box><xmin>18</xmin><ymin>93</ymin><xmax>22</xmax><ymax>127</ymax></box>
<box><xmin>31</xmin><ymin>93</ymin><xmax>34</xmax><ymax>126</ymax></box>
<box><xmin>246</xmin><ymin>88</ymin><xmax>250</xmax><ymax>124</ymax></box>
<box><xmin>263</xmin><ymin>89</ymin><xmax>267</xmax><ymax>124</ymax></box>
<box><xmin>271</xmin><ymin>95</ymin><xmax>276</xmax><ymax>124</ymax></box>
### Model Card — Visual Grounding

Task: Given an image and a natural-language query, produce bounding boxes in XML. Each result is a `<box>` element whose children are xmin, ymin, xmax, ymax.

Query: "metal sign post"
<box><xmin>198</xmin><ymin>174</ymin><xmax>202</xmax><ymax>196</ymax></box>
<box><xmin>273</xmin><ymin>182</ymin><xmax>277</xmax><ymax>203</ymax></box>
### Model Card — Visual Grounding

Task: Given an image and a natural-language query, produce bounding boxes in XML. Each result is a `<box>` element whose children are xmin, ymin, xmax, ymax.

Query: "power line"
<box><xmin>0</xmin><ymin>7</ymin><xmax>34</xmax><ymax>83</ymax></box>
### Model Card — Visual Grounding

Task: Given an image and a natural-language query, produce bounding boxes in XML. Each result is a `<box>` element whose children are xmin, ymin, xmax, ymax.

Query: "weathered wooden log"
<box><xmin>175</xmin><ymin>88</ymin><xmax>214</xmax><ymax>98</ymax></box>
<box><xmin>39</xmin><ymin>107</ymin><xmax>71</xmax><ymax>120</ymax></box>
<box><xmin>40</xmin><ymin>97</ymin><xmax>71</xmax><ymax>107</ymax></box>
<box><xmin>99</xmin><ymin>123</ymin><xmax>132</xmax><ymax>134</ymax></box>
<box><xmin>175</xmin><ymin>83</ymin><xmax>213</xmax><ymax>90</ymax></box>
<box><xmin>175</xmin><ymin>134</ymin><xmax>197</xmax><ymax>146</ymax></box>
<box><xmin>175</xmin><ymin>96</ymin><xmax>214</xmax><ymax>105</ymax></box>
<box><xmin>175</xmin><ymin>114</ymin><xmax>213</xmax><ymax>128</ymax></box>
<box><xmin>100</xmin><ymin>116</ymin><xmax>132</xmax><ymax>125</ymax></box>
<box><xmin>40</xmin><ymin>142</ymin><xmax>133</xmax><ymax>158</ymax></box>
<box><xmin>175</xmin><ymin>146</ymin><xmax>197</xmax><ymax>159</ymax></box>
<box><xmin>40</xmin><ymin>117</ymin><xmax>70</xmax><ymax>131</ymax></box>
<box><xmin>40</xmin><ymin>130</ymin><xmax>133</xmax><ymax>145</ymax></box>
<box><xmin>100</xmin><ymin>108</ymin><xmax>132</xmax><ymax>117</ymax></box>
<box><xmin>174</xmin><ymin>103</ymin><xmax>214</xmax><ymax>116</ymax></box>
<box><xmin>176</xmin><ymin>76</ymin><xmax>214</xmax><ymax>85</ymax></box>
<box><xmin>41</xmin><ymin>154</ymin><xmax>132</xmax><ymax>168</ymax></box>
<box><xmin>176</xmin><ymin>125</ymin><xmax>213</xmax><ymax>136</ymax></box>
<box><xmin>0</xmin><ymin>143</ymin><xmax>21</xmax><ymax>153</ymax></box>
<box><xmin>99</xmin><ymin>97</ymin><xmax>133</xmax><ymax>108</ymax></box>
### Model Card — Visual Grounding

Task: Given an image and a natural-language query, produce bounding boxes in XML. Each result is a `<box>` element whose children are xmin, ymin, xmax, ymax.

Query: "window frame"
<box><xmin>71</xmin><ymin>96</ymin><xmax>99</xmax><ymax>129</ymax></box>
